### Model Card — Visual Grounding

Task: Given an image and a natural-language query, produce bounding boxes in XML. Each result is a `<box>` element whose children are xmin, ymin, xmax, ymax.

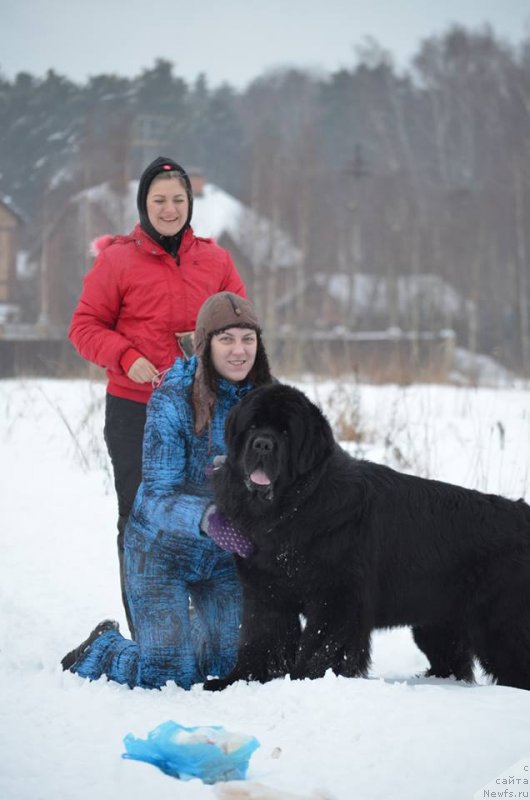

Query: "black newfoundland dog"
<box><xmin>204</xmin><ymin>384</ymin><xmax>530</xmax><ymax>692</ymax></box>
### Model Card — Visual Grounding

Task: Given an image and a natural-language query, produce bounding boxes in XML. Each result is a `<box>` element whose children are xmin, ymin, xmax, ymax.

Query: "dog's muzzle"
<box><xmin>244</xmin><ymin>434</ymin><xmax>275</xmax><ymax>501</ymax></box>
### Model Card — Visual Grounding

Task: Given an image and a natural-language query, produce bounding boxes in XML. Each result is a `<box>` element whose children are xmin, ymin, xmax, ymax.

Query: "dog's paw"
<box><xmin>290</xmin><ymin>657</ymin><xmax>327</xmax><ymax>682</ymax></box>
<box><xmin>203</xmin><ymin>676</ymin><xmax>235</xmax><ymax>691</ymax></box>
<box><xmin>204</xmin><ymin>670</ymin><xmax>270</xmax><ymax>690</ymax></box>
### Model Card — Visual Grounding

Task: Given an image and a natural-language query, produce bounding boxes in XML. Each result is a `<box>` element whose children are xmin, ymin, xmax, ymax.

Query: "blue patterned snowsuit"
<box><xmin>71</xmin><ymin>356</ymin><xmax>253</xmax><ymax>689</ymax></box>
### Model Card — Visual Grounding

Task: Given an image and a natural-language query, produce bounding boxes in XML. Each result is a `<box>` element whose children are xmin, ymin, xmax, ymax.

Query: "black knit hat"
<box><xmin>137</xmin><ymin>156</ymin><xmax>193</xmax><ymax>256</ymax></box>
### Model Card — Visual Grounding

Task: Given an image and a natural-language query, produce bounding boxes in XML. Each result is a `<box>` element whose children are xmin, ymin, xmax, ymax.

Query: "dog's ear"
<box><xmin>224</xmin><ymin>402</ymin><xmax>238</xmax><ymax>447</ymax></box>
<box><xmin>224</xmin><ymin>393</ymin><xmax>256</xmax><ymax>461</ymax></box>
<box><xmin>293</xmin><ymin>397</ymin><xmax>335</xmax><ymax>475</ymax></box>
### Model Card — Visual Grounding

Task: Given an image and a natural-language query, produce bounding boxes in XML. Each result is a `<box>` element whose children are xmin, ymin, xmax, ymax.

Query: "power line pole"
<box><xmin>343</xmin><ymin>144</ymin><xmax>370</xmax><ymax>328</ymax></box>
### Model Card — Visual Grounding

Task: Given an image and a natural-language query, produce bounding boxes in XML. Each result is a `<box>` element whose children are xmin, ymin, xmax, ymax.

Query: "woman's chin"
<box><xmin>153</xmin><ymin>222</ymin><xmax>183</xmax><ymax>237</ymax></box>
<box><xmin>221</xmin><ymin>366</ymin><xmax>251</xmax><ymax>382</ymax></box>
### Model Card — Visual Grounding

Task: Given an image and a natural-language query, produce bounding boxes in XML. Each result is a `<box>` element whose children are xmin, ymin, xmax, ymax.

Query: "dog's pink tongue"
<box><xmin>250</xmin><ymin>469</ymin><xmax>271</xmax><ymax>486</ymax></box>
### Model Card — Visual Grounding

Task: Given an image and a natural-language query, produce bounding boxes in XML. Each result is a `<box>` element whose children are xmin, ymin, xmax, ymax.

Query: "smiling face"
<box><xmin>210</xmin><ymin>327</ymin><xmax>258</xmax><ymax>383</ymax></box>
<box><xmin>146</xmin><ymin>176</ymin><xmax>190</xmax><ymax>236</ymax></box>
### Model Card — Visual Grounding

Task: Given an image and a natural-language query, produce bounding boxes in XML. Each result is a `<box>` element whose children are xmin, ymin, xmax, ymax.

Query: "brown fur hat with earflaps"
<box><xmin>192</xmin><ymin>292</ymin><xmax>272</xmax><ymax>435</ymax></box>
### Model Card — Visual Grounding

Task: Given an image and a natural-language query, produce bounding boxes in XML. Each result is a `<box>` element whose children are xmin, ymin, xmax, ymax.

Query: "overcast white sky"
<box><xmin>1</xmin><ymin>0</ymin><xmax>529</xmax><ymax>88</ymax></box>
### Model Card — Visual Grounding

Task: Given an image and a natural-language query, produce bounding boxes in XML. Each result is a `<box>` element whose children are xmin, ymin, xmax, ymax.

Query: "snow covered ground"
<box><xmin>1</xmin><ymin>376</ymin><xmax>530</xmax><ymax>800</ymax></box>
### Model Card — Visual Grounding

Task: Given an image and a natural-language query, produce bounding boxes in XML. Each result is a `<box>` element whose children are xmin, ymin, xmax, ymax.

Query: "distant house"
<box><xmin>42</xmin><ymin>172</ymin><xmax>301</xmax><ymax>327</ymax></box>
<box><xmin>271</xmin><ymin>271</ymin><xmax>466</xmax><ymax>379</ymax></box>
<box><xmin>192</xmin><ymin>182</ymin><xmax>300</xmax><ymax>272</ymax></box>
<box><xmin>276</xmin><ymin>271</ymin><xmax>472</xmax><ymax>332</ymax></box>
<box><xmin>0</xmin><ymin>195</ymin><xmax>25</xmax><ymax>321</ymax></box>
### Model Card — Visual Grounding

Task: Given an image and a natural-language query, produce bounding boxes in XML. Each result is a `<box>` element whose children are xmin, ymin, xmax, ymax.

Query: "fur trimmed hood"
<box><xmin>90</xmin><ymin>234</ymin><xmax>117</xmax><ymax>257</ymax></box>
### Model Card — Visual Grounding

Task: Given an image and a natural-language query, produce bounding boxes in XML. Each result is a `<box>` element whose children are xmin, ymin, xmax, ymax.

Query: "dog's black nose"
<box><xmin>252</xmin><ymin>435</ymin><xmax>273</xmax><ymax>453</ymax></box>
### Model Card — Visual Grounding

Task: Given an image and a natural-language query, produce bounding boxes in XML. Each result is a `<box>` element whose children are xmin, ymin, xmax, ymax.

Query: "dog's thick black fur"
<box><xmin>204</xmin><ymin>384</ymin><xmax>530</xmax><ymax>692</ymax></box>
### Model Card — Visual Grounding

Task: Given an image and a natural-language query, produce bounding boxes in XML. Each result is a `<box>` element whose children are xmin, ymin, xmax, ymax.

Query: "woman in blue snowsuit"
<box><xmin>62</xmin><ymin>292</ymin><xmax>272</xmax><ymax>689</ymax></box>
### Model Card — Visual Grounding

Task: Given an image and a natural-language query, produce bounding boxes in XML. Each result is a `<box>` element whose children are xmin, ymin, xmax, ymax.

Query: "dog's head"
<box><xmin>223</xmin><ymin>384</ymin><xmax>335</xmax><ymax>503</ymax></box>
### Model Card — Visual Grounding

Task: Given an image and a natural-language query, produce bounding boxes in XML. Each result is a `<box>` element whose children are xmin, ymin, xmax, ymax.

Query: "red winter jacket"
<box><xmin>69</xmin><ymin>224</ymin><xmax>246</xmax><ymax>403</ymax></box>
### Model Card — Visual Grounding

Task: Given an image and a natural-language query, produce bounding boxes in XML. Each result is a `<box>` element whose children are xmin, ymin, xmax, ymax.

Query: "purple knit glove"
<box><xmin>205</xmin><ymin>510</ymin><xmax>254</xmax><ymax>558</ymax></box>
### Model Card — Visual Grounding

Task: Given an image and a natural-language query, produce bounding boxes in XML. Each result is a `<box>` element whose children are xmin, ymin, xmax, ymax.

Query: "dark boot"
<box><xmin>61</xmin><ymin>620</ymin><xmax>119</xmax><ymax>672</ymax></box>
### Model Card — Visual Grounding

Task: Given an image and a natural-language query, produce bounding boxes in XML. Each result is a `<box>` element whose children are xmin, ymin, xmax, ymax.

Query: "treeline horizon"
<box><xmin>1</xmin><ymin>23</ymin><xmax>529</xmax><ymax>371</ymax></box>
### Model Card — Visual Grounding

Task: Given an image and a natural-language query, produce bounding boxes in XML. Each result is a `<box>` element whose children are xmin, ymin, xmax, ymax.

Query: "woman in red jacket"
<box><xmin>69</xmin><ymin>156</ymin><xmax>246</xmax><ymax>631</ymax></box>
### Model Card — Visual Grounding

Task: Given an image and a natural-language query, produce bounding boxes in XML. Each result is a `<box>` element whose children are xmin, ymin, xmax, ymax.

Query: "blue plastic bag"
<box><xmin>122</xmin><ymin>721</ymin><xmax>260</xmax><ymax>784</ymax></box>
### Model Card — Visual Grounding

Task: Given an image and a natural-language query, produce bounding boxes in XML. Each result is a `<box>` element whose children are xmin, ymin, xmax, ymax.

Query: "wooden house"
<box><xmin>0</xmin><ymin>196</ymin><xmax>24</xmax><ymax>309</ymax></box>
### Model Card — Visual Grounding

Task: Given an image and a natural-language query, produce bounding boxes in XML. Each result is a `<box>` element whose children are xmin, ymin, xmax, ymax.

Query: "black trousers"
<box><xmin>104</xmin><ymin>393</ymin><xmax>147</xmax><ymax>636</ymax></box>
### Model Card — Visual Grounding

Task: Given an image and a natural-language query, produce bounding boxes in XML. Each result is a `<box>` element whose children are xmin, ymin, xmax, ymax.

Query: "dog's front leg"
<box><xmin>203</xmin><ymin>614</ymin><xmax>273</xmax><ymax>691</ymax></box>
<box><xmin>291</xmin><ymin>597</ymin><xmax>371</xmax><ymax>680</ymax></box>
<box><xmin>204</xmin><ymin>590</ymin><xmax>299</xmax><ymax>691</ymax></box>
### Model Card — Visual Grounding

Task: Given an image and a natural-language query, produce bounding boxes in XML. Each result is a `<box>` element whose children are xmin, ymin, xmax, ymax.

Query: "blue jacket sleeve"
<box><xmin>140</xmin><ymin>386</ymin><xmax>211</xmax><ymax>536</ymax></box>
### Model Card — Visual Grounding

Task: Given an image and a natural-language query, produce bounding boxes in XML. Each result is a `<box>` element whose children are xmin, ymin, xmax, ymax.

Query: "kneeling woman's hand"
<box><xmin>202</xmin><ymin>507</ymin><xmax>254</xmax><ymax>558</ymax></box>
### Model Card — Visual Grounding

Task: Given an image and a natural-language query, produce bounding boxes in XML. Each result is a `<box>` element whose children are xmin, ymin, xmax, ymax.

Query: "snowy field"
<box><xmin>1</xmin><ymin>376</ymin><xmax>530</xmax><ymax>800</ymax></box>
